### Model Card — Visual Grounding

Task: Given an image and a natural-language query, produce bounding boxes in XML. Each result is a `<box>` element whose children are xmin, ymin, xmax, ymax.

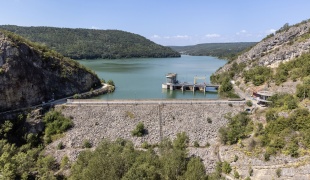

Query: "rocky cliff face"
<box><xmin>0</xmin><ymin>31</ymin><xmax>101</xmax><ymax>111</ymax></box>
<box><xmin>217</xmin><ymin>21</ymin><xmax>310</xmax><ymax>73</ymax></box>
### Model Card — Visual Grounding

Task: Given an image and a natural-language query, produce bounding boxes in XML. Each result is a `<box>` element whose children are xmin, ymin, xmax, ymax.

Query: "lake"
<box><xmin>77</xmin><ymin>55</ymin><xmax>227</xmax><ymax>100</ymax></box>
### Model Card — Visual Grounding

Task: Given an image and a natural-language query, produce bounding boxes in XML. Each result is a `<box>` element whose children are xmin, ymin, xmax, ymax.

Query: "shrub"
<box><xmin>205</xmin><ymin>142</ymin><xmax>210</xmax><ymax>148</ymax></box>
<box><xmin>264</xmin><ymin>152</ymin><xmax>270</xmax><ymax>161</ymax></box>
<box><xmin>57</xmin><ymin>141</ymin><xmax>64</xmax><ymax>150</ymax></box>
<box><xmin>43</xmin><ymin>110</ymin><xmax>73</xmax><ymax>143</ymax></box>
<box><xmin>83</xmin><ymin>139</ymin><xmax>92</xmax><ymax>148</ymax></box>
<box><xmin>243</xmin><ymin>66</ymin><xmax>272</xmax><ymax>85</ymax></box>
<box><xmin>248</xmin><ymin>166</ymin><xmax>253</xmax><ymax>176</ymax></box>
<box><xmin>234</xmin><ymin>169</ymin><xmax>240</xmax><ymax>179</ymax></box>
<box><xmin>131</xmin><ymin>122</ymin><xmax>145</xmax><ymax>137</ymax></box>
<box><xmin>60</xmin><ymin>156</ymin><xmax>69</xmax><ymax>169</ymax></box>
<box><xmin>276</xmin><ymin>168</ymin><xmax>282</xmax><ymax>177</ymax></box>
<box><xmin>219</xmin><ymin>112</ymin><xmax>252</xmax><ymax>145</ymax></box>
<box><xmin>222</xmin><ymin>161</ymin><xmax>232</xmax><ymax>174</ymax></box>
<box><xmin>107</xmin><ymin>79</ymin><xmax>115</xmax><ymax>86</ymax></box>
<box><xmin>141</xmin><ymin>141</ymin><xmax>150</xmax><ymax>149</ymax></box>
<box><xmin>234</xmin><ymin>155</ymin><xmax>239</xmax><ymax>162</ymax></box>
<box><xmin>125</xmin><ymin>111</ymin><xmax>135</xmax><ymax>119</ymax></box>
<box><xmin>194</xmin><ymin>141</ymin><xmax>200</xmax><ymax>147</ymax></box>
<box><xmin>207</xmin><ymin>117</ymin><xmax>212</xmax><ymax>123</ymax></box>
<box><xmin>73</xmin><ymin>94</ymin><xmax>80</xmax><ymax>99</ymax></box>
<box><xmin>246</xmin><ymin>100</ymin><xmax>253</xmax><ymax>107</ymax></box>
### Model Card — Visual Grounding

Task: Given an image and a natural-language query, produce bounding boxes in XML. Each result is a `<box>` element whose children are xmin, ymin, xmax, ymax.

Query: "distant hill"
<box><xmin>170</xmin><ymin>42</ymin><xmax>257</xmax><ymax>60</ymax></box>
<box><xmin>0</xmin><ymin>25</ymin><xmax>180</xmax><ymax>59</ymax></box>
<box><xmin>0</xmin><ymin>30</ymin><xmax>101</xmax><ymax>111</ymax></box>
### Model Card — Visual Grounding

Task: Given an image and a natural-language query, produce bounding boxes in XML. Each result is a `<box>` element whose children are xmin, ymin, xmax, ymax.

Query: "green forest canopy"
<box><xmin>170</xmin><ymin>42</ymin><xmax>257</xmax><ymax>60</ymax></box>
<box><xmin>0</xmin><ymin>25</ymin><xmax>180</xmax><ymax>59</ymax></box>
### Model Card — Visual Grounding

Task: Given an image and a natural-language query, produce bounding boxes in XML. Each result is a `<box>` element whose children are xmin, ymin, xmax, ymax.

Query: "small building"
<box><xmin>162</xmin><ymin>73</ymin><xmax>178</xmax><ymax>90</ymax></box>
<box><xmin>165</xmin><ymin>73</ymin><xmax>178</xmax><ymax>84</ymax></box>
<box><xmin>254</xmin><ymin>91</ymin><xmax>274</xmax><ymax>106</ymax></box>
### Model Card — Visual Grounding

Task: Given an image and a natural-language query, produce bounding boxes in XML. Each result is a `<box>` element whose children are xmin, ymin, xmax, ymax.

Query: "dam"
<box><xmin>47</xmin><ymin>100</ymin><xmax>245</xmax><ymax>173</ymax></box>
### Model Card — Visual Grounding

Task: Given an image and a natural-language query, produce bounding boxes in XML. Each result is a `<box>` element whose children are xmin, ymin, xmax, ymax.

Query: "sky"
<box><xmin>1</xmin><ymin>0</ymin><xmax>310</xmax><ymax>46</ymax></box>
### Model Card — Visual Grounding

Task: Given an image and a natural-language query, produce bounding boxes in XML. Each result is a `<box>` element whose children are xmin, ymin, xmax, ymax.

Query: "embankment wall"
<box><xmin>46</xmin><ymin>102</ymin><xmax>244</xmax><ymax>172</ymax></box>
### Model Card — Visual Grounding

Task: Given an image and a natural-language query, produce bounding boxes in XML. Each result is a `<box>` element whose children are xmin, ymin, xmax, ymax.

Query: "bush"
<box><xmin>219</xmin><ymin>112</ymin><xmax>252</xmax><ymax>145</ymax></box>
<box><xmin>207</xmin><ymin>117</ymin><xmax>212</xmax><ymax>123</ymax></box>
<box><xmin>83</xmin><ymin>139</ymin><xmax>92</xmax><ymax>148</ymax></box>
<box><xmin>43</xmin><ymin>110</ymin><xmax>73</xmax><ymax>143</ymax></box>
<box><xmin>234</xmin><ymin>169</ymin><xmax>240</xmax><ymax>179</ymax></box>
<box><xmin>205</xmin><ymin>142</ymin><xmax>210</xmax><ymax>148</ymax></box>
<box><xmin>246</xmin><ymin>100</ymin><xmax>253</xmax><ymax>107</ymax></box>
<box><xmin>233</xmin><ymin>155</ymin><xmax>239</xmax><ymax>162</ymax></box>
<box><xmin>248</xmin><ymin>166</ymin><xmax>253</xmax><ymax>176</ymax></box>
<box><xmin>264</xmin><ymin>152</ymin><xmax>270</xmax><ymax>161</ymax></box>
<box><xmin>194</xmin><ymin>141</ymin><xmax>200</xmax><ymax>147</ymax></box>
<box><xmin>107</xmin><ymin>79</ymin><xmax>115</xmax><ymax>86</ymax></box>
<box><xmin>57</xmin><ymin>141</ymin><xmax>64</xmax><ymax>150</ymax></box>
<box><xmin>243</xmin><ymin>66</ymin><xmax>272</xmax><ymax>85</ymax></box>
<box><xmin>131</xmin><ymin>122</ymin><xmax>145</xmax><ymax>137</ymax></box>
<box><xmin>222</xmin><ymin>161</ymin><xmax>232</xmax><ymax>174</ymax></box>
<box><xmin>60</xmin><ymin>156</ymin><xmax>69</xmax><ymax>169</ymax></box>
<box><xmin>276</xmin><ymin>168</ymin><xmax>282</xmax><ymax>177</ymax></box>
<box><xmin>141</xmin><ymin>141</ymin><xmax>150</xmax><ymax>149</ymax></box>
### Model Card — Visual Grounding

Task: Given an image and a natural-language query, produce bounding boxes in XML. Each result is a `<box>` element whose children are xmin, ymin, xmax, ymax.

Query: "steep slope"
<box><xmin>211</xmin><ymin>20</ymin><xmax>310</xmax><ymax>95</ymax></box>
<box><xmin>170</xmin><ymin>42</ymin><xmax>256</xmax><ymax>60</ymax></box>
<box><xmin>0</xmin><ymin>30</ymin><xmax>101</xmax><ymax>111</ymax></box>
<box><xmin>0</xmin><ymin>25</ymin><xmax>180</xmax><ymax>59</ymax></box>
<box><xmin>217</xmin><ymin>20</ymin><xmax>310</xmax><ymax>74</ymax></box>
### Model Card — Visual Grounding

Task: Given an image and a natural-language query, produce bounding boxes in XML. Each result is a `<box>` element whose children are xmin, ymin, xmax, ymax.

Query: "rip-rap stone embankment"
<box><xmin>46</xmin><ymin>102</ymin><xmax>244</xmax><ymax>173</ymax></box>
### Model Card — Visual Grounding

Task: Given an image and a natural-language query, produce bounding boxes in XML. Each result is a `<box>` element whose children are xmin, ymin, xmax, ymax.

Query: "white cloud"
<box><xmin>151</xmin><ymin>34</ymin><xmax>161</xmax><ymax>38</ymax></box>
<box><xmin>91</xmin><ymin>26</ymin><xmax>99</xmax><ymax>29</ymax></box>
<box><xmin>266</xmin><ymin>29</ymin><xmax>276</xmax><ymax>34</ymax></box>
<box><xmin>205</xmin><ymin>33</ymin><xmax>221</xmax><ymax>38</ymax></box>
<box><xmin>150</xmin><ymin>35</ymin><xmax>190</xmax><ymax>39</ymax></box>
<box><xmin>174</xmin><ymin>35</ymin><xmax>190</xmax><ymax>39</ymax></box>
<box><xmin>236</xmin><ymin>30</ymin><xmax>247</xmax><ymax>35</ymax></box>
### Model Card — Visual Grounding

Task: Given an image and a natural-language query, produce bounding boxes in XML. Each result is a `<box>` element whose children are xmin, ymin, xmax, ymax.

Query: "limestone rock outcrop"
<box><xmin>0</xmin><ymin>31</ymin><xmax>101</xmax><ymax>111</ymax></box>
<box><xmin>217</xmin><ymin>21</ymin><xmax>310</xmax><ymax>73</ymax></box>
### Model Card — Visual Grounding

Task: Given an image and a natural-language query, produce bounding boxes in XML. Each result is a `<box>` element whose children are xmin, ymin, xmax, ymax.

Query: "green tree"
<box><xmin>219</xmin><ymin>77</ymin><xmax>233</xmax><ymax>93</ymax></box>
<box><xmin>107</xmin><ymin>79</ymin><xmax>115</xmax><ymax>86</ymax></box>
<box><xmin>131</xmin><ymin>122</ymin><xmax>146</xmax><ymax>137</ymax></box>
<box><xmin>219</xmin><ymin>112</ymin><xmax>252</xmax><ymax>145</ymax></box>
<box><xmin>183</xmin><ymin>157</ymin><xmax>206</xmax><ymax>180</ymax></box>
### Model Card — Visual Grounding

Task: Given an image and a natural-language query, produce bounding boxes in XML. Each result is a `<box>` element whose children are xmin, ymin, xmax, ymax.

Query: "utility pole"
<box><xmin>158</xmin><ymin>103</ymin><xmax>163</xmax><ymax>142</ymax></box>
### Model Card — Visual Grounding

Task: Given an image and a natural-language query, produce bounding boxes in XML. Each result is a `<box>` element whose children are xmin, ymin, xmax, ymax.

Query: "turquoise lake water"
<box><xmin>77</xmin><ymin>55</ymin><xmax>227</xmax><ymax>100</ymax></box>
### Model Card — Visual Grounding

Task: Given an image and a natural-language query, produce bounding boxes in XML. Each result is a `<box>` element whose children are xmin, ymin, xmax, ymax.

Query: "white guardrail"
<box><xmin>66</xmin><ymin>99</ymin><xmax>245</xmax><ymax>105</ymax></box>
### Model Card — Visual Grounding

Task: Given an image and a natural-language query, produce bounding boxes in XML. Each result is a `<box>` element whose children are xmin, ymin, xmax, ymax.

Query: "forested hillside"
<box><xmin>170</xmin><ymin>42</ymin><xmax>256</xmax><ymax>60</ymax></box>
<box><xmin>0</xmin><ymin>25</ymin><xmax>180</xmax><ymax>59</ymax></box>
